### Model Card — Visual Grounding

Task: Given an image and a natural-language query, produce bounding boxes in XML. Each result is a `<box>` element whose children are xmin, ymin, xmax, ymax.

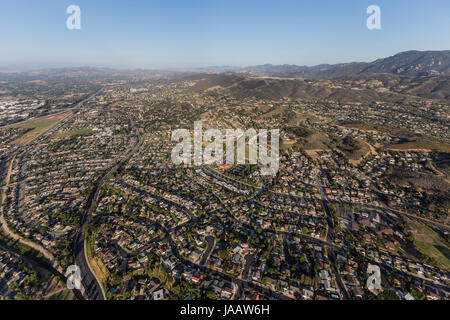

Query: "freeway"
<box><xmin>0</xmin><ymin>89</ymin><xmax>104</xmax><ymax>130</ymax></box>
<box><xmin>0</xmin><ymin>89</ymin><xmax>103</xmax><ymax>300</ymax></box>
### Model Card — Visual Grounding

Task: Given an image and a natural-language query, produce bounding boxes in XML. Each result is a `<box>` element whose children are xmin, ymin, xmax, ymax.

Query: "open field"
<box><xmin>386</xmin><ymin>140</ymin><xmax>450</xmax><ymax>153</ymax></box>
<box><xmin>295</xmin><ymin>132</ymin><xmax>331</xmax><ymax>151</ymax></box>
<box><xmin>10</xmin><ymin>114</ymin><xmax>67</xmax><ymax>145</ymax></box>
<box><xmin>386</xmin><ymin>168</ymin><xmax>450</xmax><ymax>193</ymax></box>
<box><xmin>280</xmin><ymin>139</ymin><xmax>296</xmax><ymax>151</ymax></box>
<box><xmin>338</xmin><ymin>120</ymin><xmax>450</xmax><ymax>152</ymax></box>
<box><xmin>287</xmin><ymin>111</ymin><xmax>323</xmax><ymax>126</ymax></box>
<box><xmin>258</xmin><ymin>105</ymin><xmax>289</xmax><ymax>119</ymax></box>
<box><xmin>338</xmin><ymin>120</ymin><xmax>386</xmax><ymax>133</ymax></box>
<box><xmin>405</xmin><ymin>218</ymin><xmax>450</xmax><ymax>271</ymax></box>
<box><xmin>44</xmin><ymin>289</ymin><xmax>76</xmax><ymax>300</ymax></box>
<box><xmin>56</xmin><ymin>128</ymin><xmax>92</xmax><ymax>138</ymax></box>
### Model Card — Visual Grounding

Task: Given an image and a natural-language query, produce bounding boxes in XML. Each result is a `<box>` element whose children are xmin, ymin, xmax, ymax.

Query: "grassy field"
<box><xmin>10</xmin><ymin>114</ymin><xmax>67</xmax><ymax>145</ymax></box>
<box><xmin>296</xmin><ymin>132</ymin><xmax>331</xmax><ymax>151</ymax></box>
<box><xmin>56</xmin><ymin>128</ymin><xmax>92</xmax><ymax>138</ymax></box>
<box><xmin>405</xmin><ymin>218</ymin><xmax>450</xmax><ymax>271</ymax></box>
<box><xmin>44</xmin><ymin>289</ymin><xmax>76</xmax><ymax>300</ymax></box>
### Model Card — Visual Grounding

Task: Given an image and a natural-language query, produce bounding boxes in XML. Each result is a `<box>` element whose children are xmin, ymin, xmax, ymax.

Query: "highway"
<box><xmin>0</xmin><ymin>89</ymin><xmax>103</xmax><ymax>300</ymax></box>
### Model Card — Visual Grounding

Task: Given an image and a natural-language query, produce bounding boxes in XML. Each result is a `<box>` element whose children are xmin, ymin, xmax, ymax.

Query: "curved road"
<box><xmin>73</xmin><ymin>119</ymin><xmax>143</xmax><ymax>300</ymax></box>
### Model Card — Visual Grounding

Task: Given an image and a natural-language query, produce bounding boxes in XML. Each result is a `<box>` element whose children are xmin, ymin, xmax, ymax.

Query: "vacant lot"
<box><xmin>296</xmin><ymin>132</ymin><xmax>331</xmax><ymax>151</ymax></box>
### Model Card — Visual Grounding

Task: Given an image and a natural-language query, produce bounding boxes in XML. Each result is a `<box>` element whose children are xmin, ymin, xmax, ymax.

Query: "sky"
<box><xmin>0</xmin><ymin>0</ymin><xmax>449</xmax><ymax>69</ymax></box>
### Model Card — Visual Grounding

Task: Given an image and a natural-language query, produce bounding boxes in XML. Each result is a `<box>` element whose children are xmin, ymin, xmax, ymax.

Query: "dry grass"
<box><xmin>386</xmin><ymin>140</ymin><xmax>450</xmax><ymax>153</ymax></box>
<box><xmin>90</xmin><ymin>256</ymin><xmax>109</xmax><ymax>288</ymax></box>
<box><xmin>288</xmin><ymin>111</ymin><xmax>322</xmax><ymax>126</ymax></box>
<box><xmin>406</xmin><ymin>218</ymin><xmax>450</xmax><ymax>271</ymax></box>
<box><xmin>10</xmin><ymin>114</ymin><xmax>67</xmax><ymax>145</ymax></box>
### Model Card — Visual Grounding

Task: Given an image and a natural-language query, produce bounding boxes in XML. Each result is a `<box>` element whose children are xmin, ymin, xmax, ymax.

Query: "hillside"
<box><xmin>188</xmin><ymin>73</ymin><xmax>450</xmax><ymax>103</ymax></box>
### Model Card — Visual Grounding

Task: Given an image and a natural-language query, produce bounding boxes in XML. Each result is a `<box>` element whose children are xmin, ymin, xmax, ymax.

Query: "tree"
<box><xmin>302</xmin><ymin>226</ymin><xmax>309</xmax><ymax>234</ymax></box>
<box><xmin>14</xmin><ymin>292</ymin><xmax>30</xmax><ymax>300</ymax></box>
<box><xmin>122</xmin><ymin>292</ymin><xmax>131</xmax><ymax>300</ymax></box>
<box><xmin>206</xmin><ymin>291</ymin><xmax>218</xmax><ymax>300</ymax></box>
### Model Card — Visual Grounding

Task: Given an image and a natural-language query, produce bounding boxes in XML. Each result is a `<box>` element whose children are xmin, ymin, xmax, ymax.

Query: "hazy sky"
<box><xmin>1</xmin><ymin>0</ymin><xmax>449</xmax><ymax>69</ymax></box>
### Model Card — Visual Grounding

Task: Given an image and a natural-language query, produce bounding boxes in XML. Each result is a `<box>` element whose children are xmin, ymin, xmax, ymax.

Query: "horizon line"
<box><xmin>1</xmin><ymin>49</ymin><xmax>449</xmax><ymax>73</ymax></box>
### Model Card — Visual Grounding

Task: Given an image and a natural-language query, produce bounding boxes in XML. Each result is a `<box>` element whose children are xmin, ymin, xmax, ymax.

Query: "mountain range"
<box><xmin>1</xmin><ymin>50</ymin><xmax>449</xmax><ymax>80</ymax></box>
<box><xmin>239</xmin><ymin>50</ymin><xmax>450</xmax><ymax>79</ymax></box>
<box><xmin>1</xmin><ymin>50</ymin><xmax>449</xmax><ymax>103</ymax></box>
